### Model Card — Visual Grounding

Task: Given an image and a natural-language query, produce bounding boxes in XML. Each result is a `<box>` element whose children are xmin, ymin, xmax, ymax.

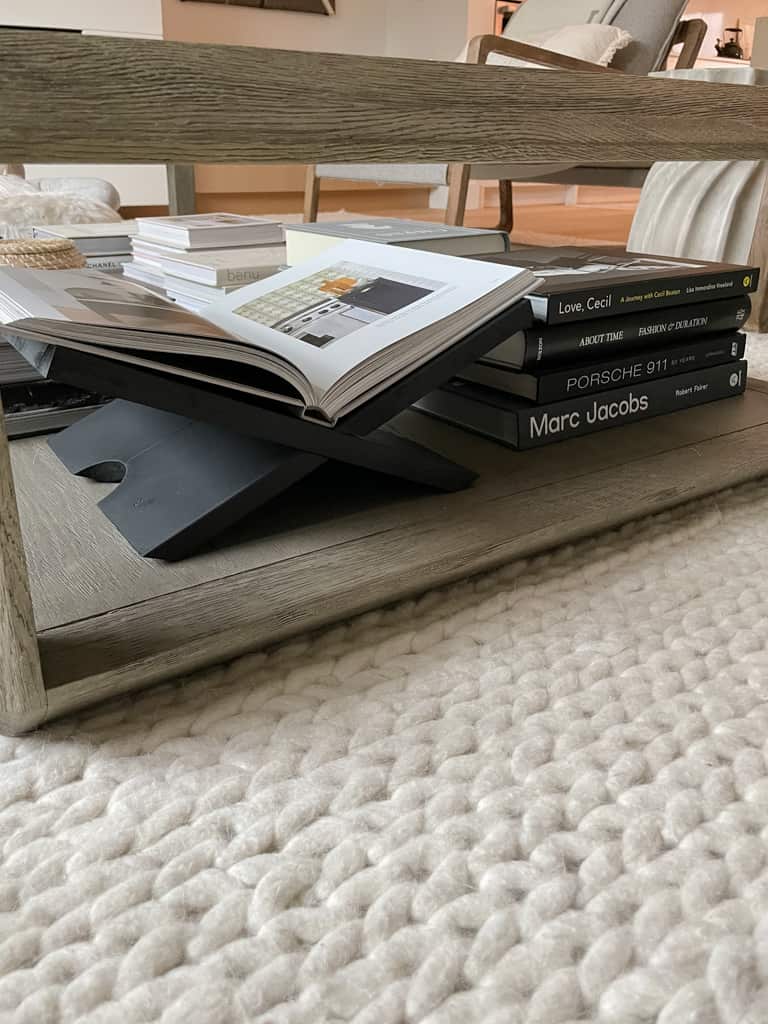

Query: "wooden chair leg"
<box><xmin>497</xmin><ymin>180</ymin><xmax>514</xmax><ymax>233</ymax></box>
<box><xmin>304</xmin><ymin>165</ymin><xmax>320</xmax><ymax>223</ymax></box>
<box><xmin>446</xmin><ymin>164</ymin><xmax>471</xmax><ymax>226</ymax></box>
<box><xmin>747</xmin><ymin>170</ymin><xmax>768</xmax><ymax>333</ymax></box>
<box><xmin>166</xmin><ymin>164</ymin><xmax>196</xmax><ymax>216</ymax></box>
<box><xmin>0</xmin><ymin>398</ymin><xmax>47</xmax><ymax>734</ymax></box>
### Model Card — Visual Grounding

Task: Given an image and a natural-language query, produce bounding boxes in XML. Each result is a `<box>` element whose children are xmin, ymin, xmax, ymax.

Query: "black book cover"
<box><xmin>415</xmin><ymin>360</ymin><xmax>748</xmax><ymax>450</ymax></box>
<box><xmin>474</xmin><ymin>245</ymin><xmax>759</xmax><ymax>325</ymax></box>
<box><xmin>484</xmin><ymin>294</ymin><xmax>751</xmax><ymax>370</ymax></box>
<box><xmin>459</xmin><ymin>332</ymin><xmax>746</xmax><ymax>403</ymax></box>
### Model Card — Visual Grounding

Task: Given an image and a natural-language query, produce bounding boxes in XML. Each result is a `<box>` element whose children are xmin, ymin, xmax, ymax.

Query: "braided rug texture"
<box><xmin>2</xmin><ymin>339</ymin><xmax>768</xmax><ymax>1024</ymax></box>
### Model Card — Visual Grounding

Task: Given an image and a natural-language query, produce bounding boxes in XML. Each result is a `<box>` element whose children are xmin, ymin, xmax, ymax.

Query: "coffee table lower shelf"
<box><xmin>12</xmin><ymin>380</ymin><xmax>768</xmax><ymax>731</ymax></box>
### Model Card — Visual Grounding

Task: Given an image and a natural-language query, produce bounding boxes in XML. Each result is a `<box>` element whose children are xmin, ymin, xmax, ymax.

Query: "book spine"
<box><xmin>543</xmin><ymin>268</ymin><xmax>760</xmax><ymax>325</ymax></box>
<box><xmin>514</xmin><ymin>295</ymin><xmax>752</xmax><ymax>368</ymax></box>
<box><xmin>515</xmin><ymin>361</ymin><xmax>747</xmax><ymax>449</ymax></box>
<box><xmin>85</xmin><ymin>256</ymin><xmax>130</xmax><ymax>271</ymax></box>
<box><xmin>534</xmin><ymin>333</ymin><xmax>745</xmax><ymax>403</ymax></box>
<box><xmin>218</xmin><ymin>268</ymin><xmax>270</xmax><ymax>287</ymax></box>
<box><xmin>415</xmin><ymin>388</ymin><xmax>520</xmax><ymax>447</ymax></box>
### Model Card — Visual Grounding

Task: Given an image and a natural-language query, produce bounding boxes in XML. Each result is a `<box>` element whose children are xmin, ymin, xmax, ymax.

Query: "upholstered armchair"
<box><xmin>304</xmin><ymin>0</ymin><xmax>706</xmax><ymax>231</ymax></box>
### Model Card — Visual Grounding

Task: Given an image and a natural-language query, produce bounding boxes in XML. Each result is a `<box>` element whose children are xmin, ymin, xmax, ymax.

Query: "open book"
<box><xmin>0</xmin><ymin>240</ymin><xmax>536</xmax><ymax>425</ymax></box>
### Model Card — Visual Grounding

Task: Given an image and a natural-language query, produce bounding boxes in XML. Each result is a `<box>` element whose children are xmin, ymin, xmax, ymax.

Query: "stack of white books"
<box><xmin>124</xmin><ymin>213</ymin><xmax>285</xmax><ymax>311</ymax></box>
<box><xmin>32</xmin><ymin>221</ymin><xmax>138</xmax><ymax>272</ymax></box>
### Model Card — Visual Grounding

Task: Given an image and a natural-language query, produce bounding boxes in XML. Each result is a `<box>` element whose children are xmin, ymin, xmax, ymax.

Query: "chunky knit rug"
<box><xmin>2</xmin><ymin>338</ymin><xmax>768</xmax><ymax>1023</ymax></box>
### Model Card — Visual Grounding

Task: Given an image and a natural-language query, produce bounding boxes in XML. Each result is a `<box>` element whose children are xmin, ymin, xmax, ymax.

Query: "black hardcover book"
<box><xmin>474</xmin><ymin>245</ymin><xmax>759</xmax><ymax>325</ymax></box>
<box><xmin>458</xmin><ymin>332</ymin><xmax>746</xmax><ymax>403</ymax></box>
<box><xmin>415</xmin><ymin>360</ymin><xmax>748</xmax><ymax>450</ymax></box>
<box><xmin>482</xmin><ymin>295</ymin><xmax>751</xmax><ymax>370</ymax></box>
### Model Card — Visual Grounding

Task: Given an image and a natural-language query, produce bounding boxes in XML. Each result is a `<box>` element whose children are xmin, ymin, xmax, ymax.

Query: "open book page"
<box><xmin>0</xmin><ymin>267</ymin><xmax>232</xmax><ymax>341</ymax></box>
<box><xmin>5</xmin><ymin>324</ymin><xmax>306</xmax><ymax>409</ymax></box>
<box><xmin>204</xmin><ymin>240</ymin><xmax>533</xmax><ymax>398</ymax></box>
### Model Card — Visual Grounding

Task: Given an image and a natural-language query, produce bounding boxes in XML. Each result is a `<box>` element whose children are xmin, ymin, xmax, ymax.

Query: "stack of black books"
<box><xmin>415</xmin><ymin>246</ymin><xmax>759</xmax><ymax>449</ymax></box>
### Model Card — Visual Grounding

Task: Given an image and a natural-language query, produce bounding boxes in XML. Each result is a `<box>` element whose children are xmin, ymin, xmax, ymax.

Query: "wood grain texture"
<box><xmin>497</xmin><ymin>181</ymin><xmax>514</xmax><ymax>232</ymax></box>
<box><xmin>8</xmin><ymin>385</ymin><xmax>768</xmax><ymax>723</ymax></box>
<box><xmin>166</xmin><ymin>164</ymin><xmax>196</xmax><ymax>215</ymax></box>
<box><xmin>0</xmin><ymin>401</ymin><xmax>46</xmax><ymax>733</ymax></box>
<box><xmin>303</xmin><ymin>165</ymin><xmax>319</xmax><ymax>222</ymax></box>
<box><xmin>672</xmin><ymin>20</ymin><xmax>708</xmax><ymax>70</ymax></box>
<box><xmin>15</xmin><ymin>387</ymin><xmax>768</xmax><ymax>636</ymax></box>
<box><xmin>446</xmin><ymin>164</ymin><xmax>470</xmax><ymax>226</ymax></box>
<box><xmin>3</xmin><ymin>29</ymin><xmax>768</xmax><ymax>165</ymax></box>
<box><xmin>40</xmin><ymin>387</ymin><xmax>768</xmax><ymax>723</ymax></box>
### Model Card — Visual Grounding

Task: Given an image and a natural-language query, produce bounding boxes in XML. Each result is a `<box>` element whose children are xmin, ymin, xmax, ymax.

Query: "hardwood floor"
<box><xmin>131</xmin><ymin>189</ymin><xmax>639</xmax><ymax>248</ymax></box>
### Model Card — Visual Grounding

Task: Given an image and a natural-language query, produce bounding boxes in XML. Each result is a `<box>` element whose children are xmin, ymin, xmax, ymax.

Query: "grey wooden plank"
<box><xmin>14</xmin><ymin>388</ymin><xmax>768</xmax><ymax>633</ymax></box>
<box><xmin>166</xmin><ymin>164</ymin><xmax>196</xmax><ymax>216</ymax></box>
<box><xmin>0</xmin><ymin>400</ymin><xmax>46</xmax><ymax>733</ymax></box>
<box><xmin>3</xmin><ymin>29</ymin><xmax>768</xmax><ymax>165</ymax></box>
<box><xmin>41</xmin><ymin>406</ymin><xmax>768</xmax><ymax>721</ymax></box>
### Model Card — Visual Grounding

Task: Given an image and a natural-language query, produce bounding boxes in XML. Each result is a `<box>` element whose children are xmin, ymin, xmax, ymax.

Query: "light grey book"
<box><xmin>32</xmin><ymin>221</ymin><xmax>137</xmax><ymax>256</ymax></box>
<box><xmin>134</xmin><ymin>213</ymin><xmax>283</xmax><ymax>250</ymax></box>
<box><xmin>159</xmin><ymin>246</ymin><xmax>285</xmax><ymax>287</ymax></box>
<box><xmin>285</xmin><ymin>217</ymin><xmax>510</xmax><ymax>265</ymax></box>
<box><xmin>86</xmin><ymin>254</ymin><xmax>131</xmax><ymax>273</ymax></box>
<box><xmin>122</xmin><ymin>261</ymin><xmax>166</xmax><ymax>290</ymax></box>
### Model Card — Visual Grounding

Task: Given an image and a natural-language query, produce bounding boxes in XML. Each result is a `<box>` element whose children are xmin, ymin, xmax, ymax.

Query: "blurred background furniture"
<box><xmin>0</xmin><ymin>167</ymin><xmax>122</xmax><ymax>239</ymax></box>
<box><xmin>494</xmin><ymin>1</ymin><xmax>522</xmax><ymax>33</ymax></box>
<box><xmin>305</xmin><ymin>0</ymin><xmax>707</xmax><ymax>231</ymax></box>
<box><xmin>628</xmin><ymin>65</ymin><xmax>768</xmax><ymax>331</ymax></box>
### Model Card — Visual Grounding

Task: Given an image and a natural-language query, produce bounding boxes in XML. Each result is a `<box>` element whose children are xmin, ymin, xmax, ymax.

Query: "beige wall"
<box><xmin>385</xmin><ymin>0</ymin><xmax>494</xmax><ymax>60</ymax></box>
<box><xmin>687</xmin><ymin>0</ymin><xmax>766</xmax><ymax>20</ymax></box>
<box><xmin>162</xmin><ymin>0</ymin><xmax>494</xmax><ymax>58</ymax></box>
<box><xmin>754</xmin><ymin>17</ymin><xmax>768</xmax><ymax>68</ymax></box>
<box><xmin>161</xmin><ymin>0</ymin><xmax>388</xmax><ymax>53</ymax></box>
<box><xmin>3</xmin><ymin>0</ymin><xmax>162</xmax><ymax>35</ymax></box>
<box><xmin>686</xmin><ymin>0</ymin><xmax>766</xmax><ymax>59</ymax></box>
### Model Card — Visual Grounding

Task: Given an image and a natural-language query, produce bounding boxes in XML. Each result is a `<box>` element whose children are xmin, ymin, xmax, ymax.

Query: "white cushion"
<box><xmin>316</xmin><ymin>163</ymin><xmax>449</xmax><ymax>186</ymax></box>
<box><xmin>30</xmin><ymin>177</ymin><xmax>121</xmax><ymax>210</ymax></box>
<box><xmin>496</xmin><ymin>23</ymin><xmax>633</xmax><ymax>66</ymax></box>
<box><xmin>0</xmin><ymin>174</ymin><xmax>39</xmax><ymax>198</ymax></box>
<box><xmin>501</xmin><ymin>0</ymin><xmax>615</xmax><ymax>38</ymax></box>
<box><xmin>454</xmin><ymin>23</ymin><xmax>632</xmax><ymax>68</ymax></box>
<box><xmin>0</xmin><ymin>194</ymin><xmax>122</xmax><ymax>240</ymax></box>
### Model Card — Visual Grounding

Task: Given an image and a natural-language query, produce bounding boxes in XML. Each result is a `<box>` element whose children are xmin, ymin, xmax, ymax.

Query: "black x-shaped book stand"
<box><xmin>6</xmin><ymin>300</ymin><xmax>531</xmax><ymax>560</ymax></box>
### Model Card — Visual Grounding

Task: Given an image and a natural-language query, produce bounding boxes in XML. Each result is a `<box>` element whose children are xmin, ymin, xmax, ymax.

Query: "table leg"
<box><xmin>0</xmin><ymin>399</ymin><xmax>47</xmax><ymax>732</ymax></box>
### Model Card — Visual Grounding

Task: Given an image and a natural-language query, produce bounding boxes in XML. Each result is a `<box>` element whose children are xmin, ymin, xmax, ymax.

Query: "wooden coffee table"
<box><xmin>2</xmin><ymin>28</ymin><xmax>768</xmax><ymax>731</ymax></box>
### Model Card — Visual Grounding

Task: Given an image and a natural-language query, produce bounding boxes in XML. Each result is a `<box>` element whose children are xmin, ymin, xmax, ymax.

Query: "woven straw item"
<box><xmin>0</xmin><ymin>238</ymin><xmax>86</xmax><ymax>269</ymax></box>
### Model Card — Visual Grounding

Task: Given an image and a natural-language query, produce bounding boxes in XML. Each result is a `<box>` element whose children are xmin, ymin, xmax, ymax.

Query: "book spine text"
<box><xmin>517</xmin><ymin>295</ymin><xmax>751</xmax><ymax>368</ymax></box>
<box><xmin>518</xmin><ymin>361</ymin><xmax>747</xmax><ymax>448</ymax></box>
<box><xmin>543</xmin><ymin>269</ymin><xmax>759</xmax><ymax>324</ymax></box>
<box><xmin>536</xmin><ymin>334</ymin><xmax>745</xmax><ymax>402</ymax></box>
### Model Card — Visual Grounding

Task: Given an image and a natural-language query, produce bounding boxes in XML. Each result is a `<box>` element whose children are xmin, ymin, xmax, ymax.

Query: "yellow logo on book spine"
<box><xmin>744</xmin><ymin>275</ymin><xmax>753</xmax><ymax>288</ymax></box>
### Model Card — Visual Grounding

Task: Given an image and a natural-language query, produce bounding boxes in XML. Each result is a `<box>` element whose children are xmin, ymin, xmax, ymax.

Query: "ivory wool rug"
<box><xmin>2</xmin><ymin>338</ymin><xmax>768</xmax><ymax>1024</ymax></box>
